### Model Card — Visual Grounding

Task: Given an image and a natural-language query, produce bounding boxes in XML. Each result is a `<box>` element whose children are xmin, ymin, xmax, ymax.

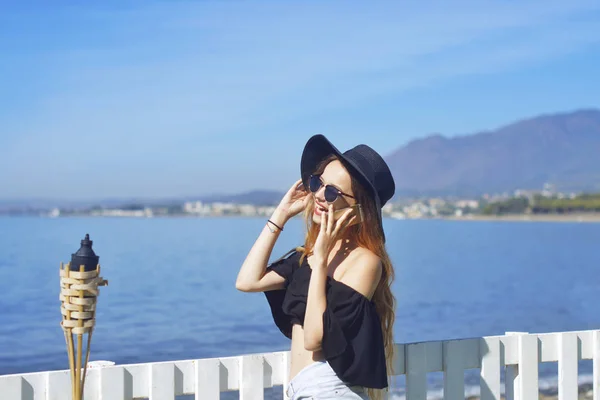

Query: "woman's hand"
<box><xmin>312</xmin><ymin>204</ymin><xmax>355</xmax><ymax>266</ymax></box>
<box><xmin>275</xmin><ymin>179</ymin><xmax>311</xmax><ymax>222</ymax></box>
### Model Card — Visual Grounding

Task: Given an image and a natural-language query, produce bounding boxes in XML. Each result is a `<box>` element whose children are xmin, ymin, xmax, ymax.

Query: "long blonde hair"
<box><xmin>299</xmin><ymin>154</ymin><xmax>396</xmax><ymax>400</ymax></box>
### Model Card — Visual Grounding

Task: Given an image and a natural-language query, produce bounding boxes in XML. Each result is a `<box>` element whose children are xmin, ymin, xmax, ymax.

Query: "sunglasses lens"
<box><xmin>324</xmin><ymin>186</ymin><xmax>340</xmax><ymax>203</ymax></box>
<box><xmin>309</xmin><ymin>175</ymin><xmax>321</xmax><ymax>193</ymax></box>
<box><xmin>309</xmin><ymin>175</ymin><xmax>342</xmax><ymax>203</ymax></box>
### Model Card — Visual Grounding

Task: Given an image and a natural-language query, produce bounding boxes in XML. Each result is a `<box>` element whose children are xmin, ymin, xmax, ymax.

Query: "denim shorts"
<box><xmin>285</xmin><ymin>360</ymin><xmax>369</xmax><ymax>400</ymax></box>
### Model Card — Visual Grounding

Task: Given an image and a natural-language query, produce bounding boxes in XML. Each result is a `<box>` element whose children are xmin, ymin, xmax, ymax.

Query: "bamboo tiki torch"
<box><xmin>60</xmin><ymin>234</ymin><xmax>108</xmax><ymax>400</ymax></box>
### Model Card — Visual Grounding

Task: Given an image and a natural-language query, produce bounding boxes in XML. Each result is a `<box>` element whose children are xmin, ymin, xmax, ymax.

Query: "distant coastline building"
<box><xmin>183</xmin><ymin>201</ymin><xmax>211</xmax><ymax>215</ymax></box>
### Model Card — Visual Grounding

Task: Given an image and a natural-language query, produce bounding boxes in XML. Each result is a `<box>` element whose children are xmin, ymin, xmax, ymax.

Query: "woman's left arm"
<box><xmin>303</xmin><ymin>205</ymin><xmax>382</xmax><ymax>351</ymax></box>
<box><xmin>303</xmin><ymin>251</ymin><xmax>381</xmax><ymax>351</ymax></box>
<box><xmin>303</xmin><ymin>257</ymin><xmax>328</xmax><ymax>351</ymax></box>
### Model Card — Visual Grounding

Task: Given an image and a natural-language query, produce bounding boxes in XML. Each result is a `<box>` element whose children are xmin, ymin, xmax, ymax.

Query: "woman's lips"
<box><xmin>314</xmin><ymin>201</ymin><xmax>328</xmax><ymax>216</ymax></box>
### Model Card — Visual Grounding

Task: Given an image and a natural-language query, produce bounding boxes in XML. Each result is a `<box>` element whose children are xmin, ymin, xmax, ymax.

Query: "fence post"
<box><xmin>240</xmin><ymin>354</ymin><xmax>264</xmax><ymax>400</ymax></box>
<box><xmin>505</xmin><ymin>331</ymin><xmax>528</xmax><ymax>400</ymax></box>
<box><xmin>594</xmin><ymin>331</ymin><xmax>600</xmax><ymax>400</ymax></box>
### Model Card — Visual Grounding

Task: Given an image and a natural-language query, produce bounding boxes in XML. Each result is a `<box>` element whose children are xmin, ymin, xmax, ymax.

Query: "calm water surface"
<box><xmin>1</xmin><ymin>216</ymin><xmax>598</xmax><ymax>396</ymax></box>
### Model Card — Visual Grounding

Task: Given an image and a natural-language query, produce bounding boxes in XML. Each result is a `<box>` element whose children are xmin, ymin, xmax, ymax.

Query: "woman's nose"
<box><xmin>314</xmin><ymin>186</ymin><xmax>326</xmax><ymax>202</ymax></box>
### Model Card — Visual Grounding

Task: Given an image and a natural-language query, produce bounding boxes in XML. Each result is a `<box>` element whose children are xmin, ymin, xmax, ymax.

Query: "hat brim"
<box><xmin>300</xmin><ymin>134</ymin><xmax>386</xmax><ymax>241</ymax></box>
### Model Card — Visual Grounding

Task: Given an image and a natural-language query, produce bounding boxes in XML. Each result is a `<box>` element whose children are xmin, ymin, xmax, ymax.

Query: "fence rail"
<box><xmin>2</xmin><ymin>329</ymin><xmax>599</xmax><ymax>399</ymax></box>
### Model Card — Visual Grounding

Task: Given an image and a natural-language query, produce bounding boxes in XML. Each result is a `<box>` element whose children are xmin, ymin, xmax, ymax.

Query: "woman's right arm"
<box><xmin>235</xmin><ymin>208</ymin><xmax>289</xmax><ymax>292</ymax></box>
<box><xmin>235</xmin><ymin>179</ymin><xmax>309</xmax><ymax>293</ymax></box>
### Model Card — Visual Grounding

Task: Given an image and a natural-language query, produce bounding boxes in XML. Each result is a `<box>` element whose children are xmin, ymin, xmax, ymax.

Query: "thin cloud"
<box><xmin>12</xmin><ymin>1</ymin><xmax>600</xmax><ymax>134</ymax></box>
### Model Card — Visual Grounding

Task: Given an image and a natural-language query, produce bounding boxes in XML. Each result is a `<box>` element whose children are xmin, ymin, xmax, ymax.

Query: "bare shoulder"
<box><xmin>338</xmin><ymin>247</ymin><xmax>382</xmax><ymax>300</ymax></box>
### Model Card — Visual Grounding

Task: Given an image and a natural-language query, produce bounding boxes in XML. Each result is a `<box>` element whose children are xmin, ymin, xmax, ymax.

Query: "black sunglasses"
<box><xmin>308</xmin><ymin>175</ymin><xmax>355</xmax><ymax>203</ymax></box>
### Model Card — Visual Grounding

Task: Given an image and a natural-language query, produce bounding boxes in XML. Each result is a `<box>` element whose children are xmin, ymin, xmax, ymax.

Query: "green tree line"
<box><xmin>482</xmin><ymin>193</ymin><xmax>600</xmax><ymax>215</ymax></box>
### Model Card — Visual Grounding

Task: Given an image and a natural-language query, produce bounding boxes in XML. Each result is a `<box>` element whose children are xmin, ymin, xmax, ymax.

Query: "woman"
<box><xmin>236</xmin><ymin>134</ymin><xmax>396</xmax><ymax>400</ymax></box>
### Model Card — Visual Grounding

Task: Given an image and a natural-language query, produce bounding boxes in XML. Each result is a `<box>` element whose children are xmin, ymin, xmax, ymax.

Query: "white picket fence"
<box><xmin>1</xmin><ymin>329</ymin><xmax>599</xmax><ymax>400</ymax></box>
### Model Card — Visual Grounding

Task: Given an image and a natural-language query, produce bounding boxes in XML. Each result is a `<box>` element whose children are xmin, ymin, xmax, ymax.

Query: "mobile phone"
<box><xmin>332</xmin><ymin>204</ymin><xmax>363</xmax><ymax>227</ymax></box>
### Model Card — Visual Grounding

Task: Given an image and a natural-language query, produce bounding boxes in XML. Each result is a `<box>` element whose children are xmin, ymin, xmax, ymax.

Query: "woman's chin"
<box><xmin>312</xmin><ymin>211</ymin><xmax>322</xmax><ymax>224</ymax></box>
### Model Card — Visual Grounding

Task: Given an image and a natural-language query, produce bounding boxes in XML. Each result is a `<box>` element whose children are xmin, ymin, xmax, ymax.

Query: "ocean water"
<box><xmin>1</xmin><ymin>216</ymin><xmax>599</xmax><ymax>398</ymax></box>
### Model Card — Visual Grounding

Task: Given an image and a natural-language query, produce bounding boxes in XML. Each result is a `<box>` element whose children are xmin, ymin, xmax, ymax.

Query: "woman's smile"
<box><xmin>313</xmin><ymin>200</ymin><xmax>328</xmax><ymax>216</ymax></box>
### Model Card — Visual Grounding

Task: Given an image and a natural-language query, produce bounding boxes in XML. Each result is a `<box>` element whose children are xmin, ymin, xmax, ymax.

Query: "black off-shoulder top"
<box><xmin>264</xmin><ymin>249</ymin><xmax>388</xmax><ymax>389</ymax></box>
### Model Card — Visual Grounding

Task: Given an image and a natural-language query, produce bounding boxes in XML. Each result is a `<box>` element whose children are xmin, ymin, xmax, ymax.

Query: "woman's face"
<box><xmin>311</xmin><ymin>160</ymin><xmax>356</xmax><ymax>225</ymax></box>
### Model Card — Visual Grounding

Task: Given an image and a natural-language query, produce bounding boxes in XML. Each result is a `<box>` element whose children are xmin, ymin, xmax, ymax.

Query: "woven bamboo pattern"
<box><xmin>60</xmin><ymin>266</ymin><xmax>106</xmax><ymax>334</ymax></box>
<box><xmin>59</xmin><ymin>263</ymin><xmax>107</xmax><ymax>400</ymax></box>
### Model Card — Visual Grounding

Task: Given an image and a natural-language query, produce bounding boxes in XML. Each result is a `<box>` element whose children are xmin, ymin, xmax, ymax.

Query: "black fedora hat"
<box><xmin>300</xmin><ymin>134</ymin><xmax>395</xmax><ymax>240</ymax></box>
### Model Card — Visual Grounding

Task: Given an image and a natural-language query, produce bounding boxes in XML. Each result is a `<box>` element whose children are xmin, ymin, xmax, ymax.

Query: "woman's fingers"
<box><xmin>303</xmin><ymin>194</ymin><xmax>311</xmax><ymax>206</ymax></box>
<box><xmin>291</xmin><ymin>181</ymin><xmax>300</xmax><ymax>195</ymax></box>
<box><xmin>332</xmin><ymin>208</ymin><xmax>354</xmax><ymax>236</ymax></box>
<box><xmin>288</xmin><ymin>179</ymin><xmax>303</xmax><ymax>195</ymax></box>
<box><xmin>292</xmin><ymin>179</ymin><xmax>308</xmax><ymax>198</ymax></box>
<box><xmin>294</xmin><ymin>179</ymin><xmax>305</xmax><ymax>191</ymax></box>
<box><xmin>327</xmin><ymin>204</ymin><xmax>335</xmax><ymax>233</ymax></box>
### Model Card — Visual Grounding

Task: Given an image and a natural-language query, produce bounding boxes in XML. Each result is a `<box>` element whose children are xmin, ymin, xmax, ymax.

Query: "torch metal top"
<box><xmin>70</xmin><ymin>233</ymin><xmax>100</xmax><ymax>271</ymax></box>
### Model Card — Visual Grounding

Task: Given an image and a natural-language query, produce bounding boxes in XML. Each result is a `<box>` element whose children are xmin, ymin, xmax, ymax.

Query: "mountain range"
<box><xmin>203</xmin><ymin>108</ymin><xmax>600</xmax><ymax>202</ymax></box>
<box><xmin>385</xmin><ymin>109</ymin><xmax>600</xmax><ymax>197</ymax></box>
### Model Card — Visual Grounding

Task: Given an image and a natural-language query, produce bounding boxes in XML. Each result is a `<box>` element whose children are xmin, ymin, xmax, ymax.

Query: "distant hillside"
<box><xmin>196</xmin><ymin>190</ymin><xmax>283</xmax><ymax>205</ymax></box>
<box><xmin>0</xmin><ymin>190</ymin><xmax>285</xmax><ymax>211</ymax></box>
<box><xmin>385</xmin><ymin>109</ymin><xmax>600</xmax><ymax>197</ymax></box>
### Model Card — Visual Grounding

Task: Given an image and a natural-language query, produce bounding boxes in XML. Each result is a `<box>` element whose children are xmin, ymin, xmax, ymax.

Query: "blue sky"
<box><xmin>1</xmin><ymin>1</ymin><xmax>600</xmax><ymax>199</ymax></box>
